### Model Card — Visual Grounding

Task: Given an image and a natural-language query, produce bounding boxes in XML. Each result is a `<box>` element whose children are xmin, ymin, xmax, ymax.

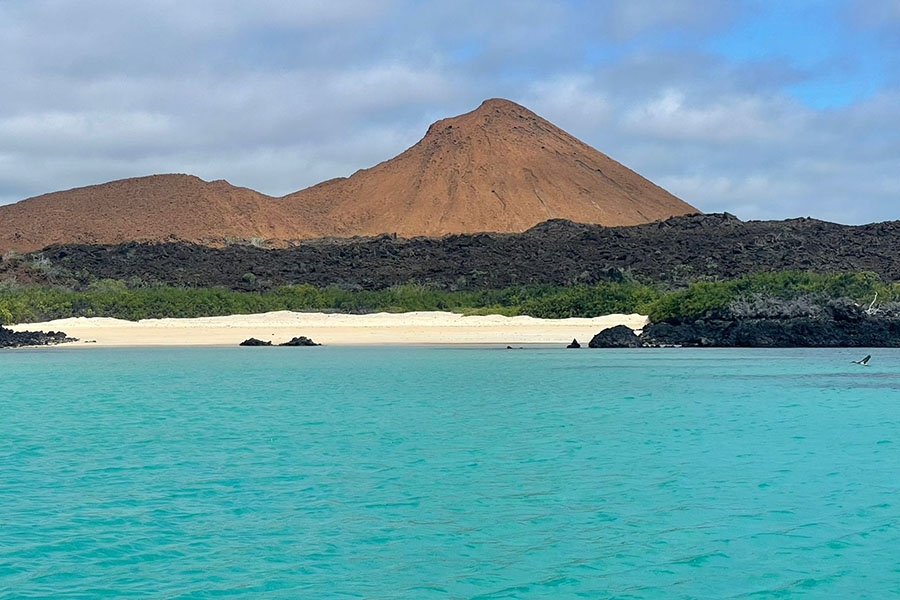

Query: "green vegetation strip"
<box><xmin>0</xmin><ymin>271</ymin><xmax>893</xmax><ymax>325</ymax></box>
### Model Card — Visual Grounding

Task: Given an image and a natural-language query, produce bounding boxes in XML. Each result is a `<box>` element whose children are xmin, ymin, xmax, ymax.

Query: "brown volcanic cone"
<box><xmin>0</xmin><ymin>174</ymin><xmax>315</xmax><ymax>253</ymax></box>
<box><xmin>0</xmin><ymin>98</ymin><xmax>698</xmax><ymax>253</ymax></box>
<box><xmin>282</xmin><ymin>98</ymin><xmax>698</xmax><ymax>237</ymax></box>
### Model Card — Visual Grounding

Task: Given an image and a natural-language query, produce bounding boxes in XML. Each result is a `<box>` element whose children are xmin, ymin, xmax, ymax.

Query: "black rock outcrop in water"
<box><xmin>239</xmin><ymin>338</ymin><xmax>272</xmax><ymax>346</ymax></box>
<box><xmin>279</xmin><ymin>336</ymin><xmax>320</xmax><ymax>346</ymax></box>
<box><xmin>0</xmin><ymin>325</ymin><xmax>75</xmax><ymax>348</ymax></box>
<box><xmin>588</xmin><ymin>325</ymin><xmax>643</xmax><ymax>348</ymax></box>
<box><xmin>566</xmin><ymin>338</ymin><xmax>581</xmax><ymax>348</ymax></box>
<box><xmin>240</xmin><ymin>336</ymin><xmax>320</xmax><ymax>346</ymax></box>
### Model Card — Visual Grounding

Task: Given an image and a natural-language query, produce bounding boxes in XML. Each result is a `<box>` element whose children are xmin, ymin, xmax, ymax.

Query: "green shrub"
<box><xmin>0</xmin><ymin>270</ymin><xmax>893</xmax><ymax>324</ymax></box>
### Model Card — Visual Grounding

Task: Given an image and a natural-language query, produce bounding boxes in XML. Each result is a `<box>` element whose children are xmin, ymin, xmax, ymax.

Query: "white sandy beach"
<box><xmin>9</xmin><ymin>311</ymin><xmax>648</xmax><ymax>347</ymax></box>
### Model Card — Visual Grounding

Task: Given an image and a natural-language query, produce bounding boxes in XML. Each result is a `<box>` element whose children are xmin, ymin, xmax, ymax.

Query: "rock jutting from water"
<box><xmin>279</xmin><ymin>336</ymin><xmax>320</xmax><ymax>346</ymax></box>
<box><xmin>588</xmin><ymin>325</ymin><xmax>643</xmax><ymax>348</ymax></box>
<box><xmin>240</xmin><ymin>335</ymin><xmax>321</xmax><ymax>347</ymax></box>
<box><xmin>239</xmin><ymin>338</ymin><xmax>273</xmax><ymax>346</ymax></box>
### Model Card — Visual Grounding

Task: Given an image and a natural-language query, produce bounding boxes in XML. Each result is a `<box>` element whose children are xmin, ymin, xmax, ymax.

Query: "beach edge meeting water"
<box><xmin>11</xmin><ymin>292</ymin><xmax>900</xmax><ymax>349</ymax></box>
<box><xmin>6</xmin><ymin>311</ymin><xmax>649</xmax><ymax>347</ymax></box>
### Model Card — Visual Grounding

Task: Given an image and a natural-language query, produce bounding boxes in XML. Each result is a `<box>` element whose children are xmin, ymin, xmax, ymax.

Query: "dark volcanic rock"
<box><xmin>279</xmin><ymin>336</ymin><xmax>320</xmax><ymax>346</ymax></box>
<box><xmin>642</xmin><ymin>306</ymin><xmax>900</xmax><ymax>348</ymax></box>
<box><xmin>239</xmin><ymin>337</ymin><xmax>272</xmax><ymax>346</ymax></box>
<box><xmin>589</xmin><ymin>296</ymin><xmax>900</xmax><ymax>348</ymax></box>
<box><xmin>588</xmin><ymin>325</ymin><xmax>643</xmax><ymax>348</ymax></box>
<box><xmin>0</xmin><ymin>325</ymin><xmax>76</xmax><ymax>348</ymax></box>
<box><xmin>642</xmin><ymin>317</ymin><xmax>900</xmax><ymax>347</ymax></box>
<box><xmin>566</xmin><ymin>338</ymin><xmax>581</xmax><ymax>348</ymax></box>
<box><xmin>27</xmin><ymin>214</ymin><xmax>900</xmax><ymax>292</ymax></box>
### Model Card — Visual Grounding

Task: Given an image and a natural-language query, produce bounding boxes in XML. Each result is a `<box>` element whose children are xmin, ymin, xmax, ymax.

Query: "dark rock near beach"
<box><xmin>588</xmin><ymin>325</ymin><xmax>643</xmax><ymax>348</ymax></box>
<box><xmin>585</xmin><ymin>296</ymin><xmax>900</xmax><ymax>348</ymax></box>
<box><xmin>279</xmin><ymin>336</ymin><xmax>320</xmax><ymax>346</ymax></box>
<box><xmin>642</xmin><ymin>316</ymin><xmax>900</xmax><ymax>347</ymax></box>
<box><xmin>642</xmin><ymin>300</ymin><xmax>900</xmax><ymax>347</ymax></box>
<box><xmin>0</xmin><ymin>325</ymin><xmax>76</xmax><ymax>348</ymax></box>
<box><xmin>566</xmin><ymin>338</ymin><xmax>581</xmax><ymax>348</ymax></box>
<box><xmin>239</xmin><ymin>337</ymin><xmax>272</xmax><ymax>346</ymax></box>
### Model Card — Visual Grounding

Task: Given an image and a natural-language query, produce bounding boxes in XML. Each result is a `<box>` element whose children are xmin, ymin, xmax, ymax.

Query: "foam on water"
<box><xmin>2</xmin><ymin>347</ymin><xmax>899</xmax><ymax>598</ymax></box>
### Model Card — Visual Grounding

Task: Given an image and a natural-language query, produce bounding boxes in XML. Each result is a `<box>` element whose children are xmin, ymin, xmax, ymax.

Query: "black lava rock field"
<box><xmin>20</xmin><ymin>213</ymin><xmax>900</xmax><ymax>291</ymax></box>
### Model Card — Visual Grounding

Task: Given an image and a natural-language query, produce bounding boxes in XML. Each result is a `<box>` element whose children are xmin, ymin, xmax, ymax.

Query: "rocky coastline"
<box><xmin>0</xmin><ymin>325</ymin><xmax>76</xmax><ymax>348</ymax></box>
<box><xmin>591</xmin><ymin>299</ymin><xmax>900</xmax><ymax>348</ymax></box>
<box><xmin>641</xmin><ymin>316</ymin><xmax>900</xmax><ymax>348</ymax></box>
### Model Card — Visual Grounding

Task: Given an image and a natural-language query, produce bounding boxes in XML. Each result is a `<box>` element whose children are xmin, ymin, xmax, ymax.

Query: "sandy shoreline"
<box><xmin>9</xmin><ymin>311</ymin><xmax>648</xmax><ymax>347</ymax></box>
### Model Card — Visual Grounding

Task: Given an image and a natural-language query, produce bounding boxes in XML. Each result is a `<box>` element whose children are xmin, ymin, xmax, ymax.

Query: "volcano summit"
<box><xmin>0</xmin><ymin>99</ymin><xmax>699</xmax><ymax>252</ymax></box>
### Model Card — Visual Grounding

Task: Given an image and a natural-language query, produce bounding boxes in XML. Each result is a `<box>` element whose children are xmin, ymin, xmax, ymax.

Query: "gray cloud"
<box><xmin>597</xmin><ymin>0</ymin><xmax>741</xmax><ymax>39</ymax></box>
<box><xmin>0</xmin><ymin>0</ymin><xmax>898</xmax><ymax>225</ymax></box>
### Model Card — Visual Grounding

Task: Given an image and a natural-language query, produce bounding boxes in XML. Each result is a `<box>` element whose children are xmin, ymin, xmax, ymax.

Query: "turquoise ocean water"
<box><xmin>2</xmin><ymin>346</ymin><xmax>899</xmax><ymax>598</ymax></box>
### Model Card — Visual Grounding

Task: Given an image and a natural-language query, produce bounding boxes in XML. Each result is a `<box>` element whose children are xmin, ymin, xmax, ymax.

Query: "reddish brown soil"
<box><xmin>0</xmin><ymin>175</ymin><xmax>315</xmax><ymax>253</ymax></box>
<box><xmin>0</xmin><ymin>99</ymin><xmax>699</xmax><ymax>253</ymax></box>
<box><xmin>282</xmin><ymin>99</ymin><xmax>698</xmax><ymax>238</ymax></box>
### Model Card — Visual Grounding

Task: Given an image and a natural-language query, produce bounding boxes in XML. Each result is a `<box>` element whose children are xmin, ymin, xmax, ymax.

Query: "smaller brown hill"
<box><xmin>0</xmin><ymin>175</ymin><xmax>315</xmax><ymax>253</ymax></box>
<box><xmin>282</xmin><ymin>98</ymin><xmax>698</xmax><ymax>237</ymax></box>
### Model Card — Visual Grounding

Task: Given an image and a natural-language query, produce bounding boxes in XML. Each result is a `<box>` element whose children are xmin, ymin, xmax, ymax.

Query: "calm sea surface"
<box><xmin>2</xmin><ymin>346</ymin><xmax>899</xmax><ymax>598</ymax></box>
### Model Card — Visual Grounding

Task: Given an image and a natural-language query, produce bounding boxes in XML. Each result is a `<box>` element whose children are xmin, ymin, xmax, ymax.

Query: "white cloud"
<box><xmin>156</xmin><ymin>0</ymin><xmax>391</xmax><ymax>33</ymax></box>
<box><xmin>328</xmin><ymin>65</ymin><xmax>456</xmax><ymax>111</ymax></box>
<box><xmin>525</xmin><ymin>76</ymin><xmax>611</xmax><ymax>132</ymax></box>
<box><xmin>0</xmin><ymin>111</ymin><xmax>174</xmax><ymax>153</ymax></box>
<box><xmin>659</xmin><ymin>173</ymin><xmax>809</xmax><ymax>219</ymax></box>
<box><xmin>600</xmin><ymin>0</ymin><xmax>739</xmax><ymax>39</ymax></box>
<box><xmin>622</xmin><ymin>89</ymin><xmax>801</xmax><ymax>144</ymax></box>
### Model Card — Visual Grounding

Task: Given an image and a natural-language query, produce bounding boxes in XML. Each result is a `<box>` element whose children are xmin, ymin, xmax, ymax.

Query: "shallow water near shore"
<box><xmin>2</xmin><ymin>346</ymin><xmax>900</xmax><ymax>598</ymax></box>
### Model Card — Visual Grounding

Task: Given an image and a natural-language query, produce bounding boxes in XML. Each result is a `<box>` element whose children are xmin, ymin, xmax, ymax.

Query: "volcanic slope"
<box><xmin>0</xmin><ymin>98</ymin><xmax>699</xmax><ymax>253</ymax></box>
<box><xmin>283</xmin><ymin>98</ymin><xmax>698</xmax><ymax>238</ymax></box>
<box><xmin>0</xmin><ymin>175</ymin><xmax>316</xmax><ymax>253</ymax></box>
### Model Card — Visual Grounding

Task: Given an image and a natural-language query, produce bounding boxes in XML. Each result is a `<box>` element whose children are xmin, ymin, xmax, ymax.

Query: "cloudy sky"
<box><xmin>1</xmin><ymin>0</ymin><xmax>898</xmax><ymax>223</ymax></box>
